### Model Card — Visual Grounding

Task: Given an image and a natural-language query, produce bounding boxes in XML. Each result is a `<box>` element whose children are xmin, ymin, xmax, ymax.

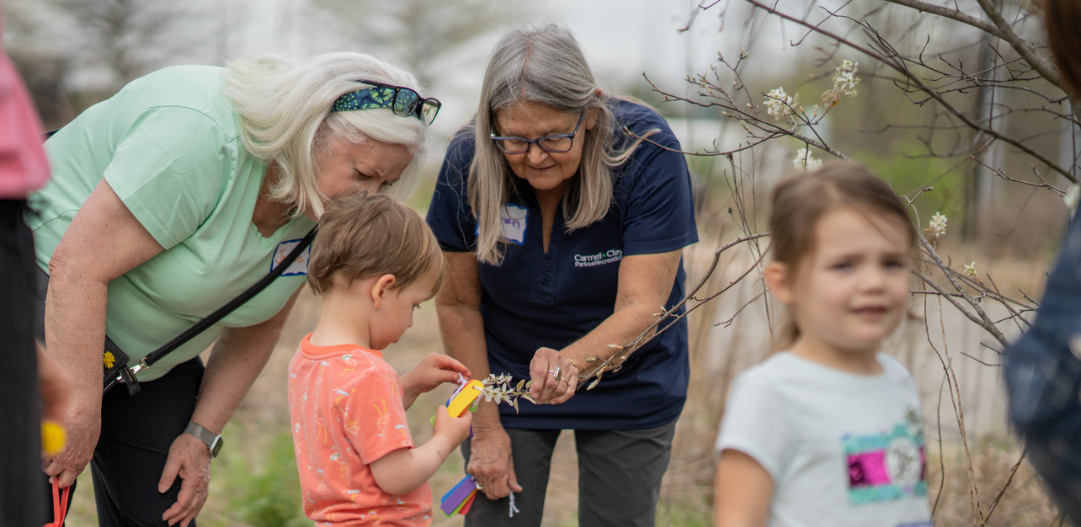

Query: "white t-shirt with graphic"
<box><xmin>715</xmin><ymin>352</ymin><xmax>932</xmax><ymax>527</ymax></box>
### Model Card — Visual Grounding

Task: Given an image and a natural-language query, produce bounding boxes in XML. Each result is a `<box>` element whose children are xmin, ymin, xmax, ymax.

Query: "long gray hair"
<box><xmin>469</xmin><ymin>24</ymin><xmax>654</xmax><ymax>265</ymax></box>
<box><xmin>222</xmin><ymin>52</ymin><xmax>428</xmax><ymax>219</ymax></box>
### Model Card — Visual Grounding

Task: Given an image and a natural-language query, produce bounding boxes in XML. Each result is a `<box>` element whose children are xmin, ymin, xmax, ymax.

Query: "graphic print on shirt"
<box><xmin>843</xmin><ymin>407</ymin><xmax>927</xmax><ymax>505</ymax></box>
<box><xmin>289</xmin><ymin>339</ymin><xmax>433</xmax><ymax>525</ymax></box>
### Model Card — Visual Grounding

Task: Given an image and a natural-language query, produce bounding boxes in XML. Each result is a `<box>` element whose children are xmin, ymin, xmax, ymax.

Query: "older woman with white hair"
<box><xmin>428</xmin><ymin>25</ymin><xmax>697</xmax><ymax>526</ymax></box>
<box><xmin>30</xmin><ymin>52</ymin><xmax>437</xmax><ymax>526</ymax></box>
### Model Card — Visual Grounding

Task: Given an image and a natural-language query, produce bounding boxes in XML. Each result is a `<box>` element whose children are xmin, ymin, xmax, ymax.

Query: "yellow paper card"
<box><xmin>448</xmin><ymin>379</ymin><xmax>485</xmax><ymax>417</ymax></box>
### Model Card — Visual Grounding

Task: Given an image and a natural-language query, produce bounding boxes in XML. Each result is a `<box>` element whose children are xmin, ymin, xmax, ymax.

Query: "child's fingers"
<box><xmin>428</xmin><ymin>353</ymin><xmax>471</xmax><ymax>374</ymax></box>
<box><xmin>433</xmin><ymin>405</ymin><xmax>450</xmax><ymax>430</ymax></box>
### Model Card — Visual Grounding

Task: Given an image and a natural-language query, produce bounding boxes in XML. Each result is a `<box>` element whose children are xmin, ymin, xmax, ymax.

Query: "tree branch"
<box><xmin>882</xmin><ymin>0</ymin><xmax>999</xmax><ymax>37</ymax></box>
<box><xmin>743</xmin><ymin>0</ymin><xmax>1076</xmax><ymax>183</ymax></box>
<box><xmin>973</xmin><ymin>0</ymin><xmax>1062</xmax><ymax>90</ymax></box>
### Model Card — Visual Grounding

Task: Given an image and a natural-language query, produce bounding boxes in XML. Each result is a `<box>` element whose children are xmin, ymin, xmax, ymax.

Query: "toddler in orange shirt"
<box><xmin>288</xmin><ymin>192</ymin><xmax>473</xmax><ymax>526</ymax></box>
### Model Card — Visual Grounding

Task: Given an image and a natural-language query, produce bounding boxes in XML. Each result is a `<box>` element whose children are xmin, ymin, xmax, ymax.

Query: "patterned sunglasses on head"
<box><xmin>331</xmin><ymin>80</ymin><xmax>441</xmax><ymax>126</ymax></box>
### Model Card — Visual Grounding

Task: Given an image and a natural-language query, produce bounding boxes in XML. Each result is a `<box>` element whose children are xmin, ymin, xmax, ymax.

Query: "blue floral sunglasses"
<box><xmin>331</xmin><ymin>80</ymin><xmax>441</xmax><ymax>126</ymax></box>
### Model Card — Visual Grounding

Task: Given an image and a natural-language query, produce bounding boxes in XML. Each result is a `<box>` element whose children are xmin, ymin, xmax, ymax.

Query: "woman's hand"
<box><xmin>41</xmin><ymin>404</ymin><xmax>100</xmax><ymax>488</ymax></box>
<box><xmin>468</xmin><ymin>426</ymin><xmax>523</xmax><ymax>500</ymax></box>
<box><xmin>401</xmin><ymin>353</ymin><xmax>472</xmax><ymax>410</ymax></box>
<box><xmin>528</xmin><ymin>347</ymin><xmax>580</xmax><ymax>405</ymax></box>
<box><xmin>435</xmin><ymin>252</ymin><xmax>522</xmax><ymax>498</ymax></box>
<box><xmin>159</xmin><ymin>433</ymin><xmax>211</xmax><ymax>527</ymax></box>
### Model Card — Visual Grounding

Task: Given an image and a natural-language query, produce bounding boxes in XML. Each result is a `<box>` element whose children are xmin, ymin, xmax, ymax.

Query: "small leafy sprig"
<box><xmin>477</xmin><ymin>374</ymin><xmax>535</xmax><ymax>413</ymax></box>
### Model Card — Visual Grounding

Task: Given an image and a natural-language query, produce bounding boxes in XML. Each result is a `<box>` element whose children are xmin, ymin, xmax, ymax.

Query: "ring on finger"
<box><xmin>554</xmin><ymin>366</ymin><xmax>562</xmax><ymax>381</ymax></box>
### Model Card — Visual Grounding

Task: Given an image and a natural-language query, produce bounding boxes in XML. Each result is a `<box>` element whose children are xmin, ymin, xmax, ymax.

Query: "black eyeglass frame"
<box><xmin>489</xmin><ymin>109</ymin><xmax>586</xmax><ymax>154</ymax></box>
<box><xmin>356</xmin><ymin>80</ymin><xmax>442</xmax><ymax>126</ymax></box>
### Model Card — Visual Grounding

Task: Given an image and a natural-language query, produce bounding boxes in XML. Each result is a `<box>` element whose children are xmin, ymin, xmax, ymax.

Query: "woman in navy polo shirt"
<box><xmin>427</xmin><ymin>24</ymin><xmax>697</xmax><ymax>526</ymax></box>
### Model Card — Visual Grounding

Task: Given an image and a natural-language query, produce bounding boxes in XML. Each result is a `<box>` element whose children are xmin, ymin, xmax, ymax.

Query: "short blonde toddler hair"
<box><xmin>307</xmin><ymin>192</ymin><xmax>444</xmax><ymax>295</ymax></box>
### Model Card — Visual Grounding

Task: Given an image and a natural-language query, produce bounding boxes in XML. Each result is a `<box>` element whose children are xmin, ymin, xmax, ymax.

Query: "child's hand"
<box><xmin>400</xmin><ymin>353</ymin><xmax>471</xmax><ymax>410</ymax></box>
<box><xmin>433</xmin><ymin>405</ymin><xmax>473</xmax><ymax>447</ymax></box>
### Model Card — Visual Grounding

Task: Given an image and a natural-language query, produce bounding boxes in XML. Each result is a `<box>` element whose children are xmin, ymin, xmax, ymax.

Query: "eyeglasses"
<box><xmin>331</xmin><ymin>80</ymin><xmax>441</xmax><ymax>126</ymax></box>
<box><xmin>490</xmin><ymin>109</ymin><xmax>585</xmax><ymax>154</ymax></box>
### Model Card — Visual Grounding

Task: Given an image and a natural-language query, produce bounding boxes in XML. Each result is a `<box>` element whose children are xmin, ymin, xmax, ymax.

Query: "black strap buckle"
<box><xmin>119</xmin><ymin>365</ymin><xmax>141</xmax><ymax>395</ymax></box>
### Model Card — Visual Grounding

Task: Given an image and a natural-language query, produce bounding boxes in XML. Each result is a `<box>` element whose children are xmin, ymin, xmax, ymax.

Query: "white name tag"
<box><xmin>498</xmin><ymin>204</ymin><xmax>528</xmax><ymax>245</ymax></box>
<box><xmin>474</xmin><ymin>205</ymin><xmax>529</xmax><ymax>245</ymax></box>
<box><xmin>270</xmin><ymin>238</ymin><xmax>311</xmax><ymax>276</ymax></box>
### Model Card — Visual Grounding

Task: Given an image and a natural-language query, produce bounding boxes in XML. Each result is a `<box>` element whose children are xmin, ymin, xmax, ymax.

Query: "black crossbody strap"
<box><xmin>141</xmin><ymin>225</ymin><xmax>318</xmax><ymax>368</ymax></box>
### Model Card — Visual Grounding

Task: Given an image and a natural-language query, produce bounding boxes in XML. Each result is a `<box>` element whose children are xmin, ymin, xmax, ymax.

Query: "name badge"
<box><xmin>270</xmin><ymin>238</ymin><xmax>311</xmax><ymax>276</ymax></box>
<box><xmin>475</xmin><ymin>205</ymin><xmax>529</xmax><ymax>245</ymax></box>
<box><xmin>498</xmin><ymin>204</ymin><xmax>528</xmax><ymax>245</ymax></box>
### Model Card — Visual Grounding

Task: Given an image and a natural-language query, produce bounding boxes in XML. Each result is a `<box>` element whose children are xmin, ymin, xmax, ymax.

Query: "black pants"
<box><xmin>461</xmin><ymin>420</ymin><xmax>677</xmax><ymax>527</ymax></box>
<box><xmin>0</xmin><ymin>199</ymin><xmax>46</xmax><ymax>527</ymax></box>
<box><xmin>41</xmin><ymin>358</ymin><xmax>204</xmax><ymax>526</ymax></box>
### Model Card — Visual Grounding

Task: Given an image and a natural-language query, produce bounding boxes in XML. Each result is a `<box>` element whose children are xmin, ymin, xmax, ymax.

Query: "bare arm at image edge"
<box><xmin>42</xmin><ymin>178</ymin><xmax>164</xmax><ymax>488</ymax></box>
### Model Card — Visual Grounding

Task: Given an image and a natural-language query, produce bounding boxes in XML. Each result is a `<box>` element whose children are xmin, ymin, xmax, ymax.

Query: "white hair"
<box><xmin>222</xmin><ymin>52</ymin><xmax>428</xmax><ymax>218</ymax></box>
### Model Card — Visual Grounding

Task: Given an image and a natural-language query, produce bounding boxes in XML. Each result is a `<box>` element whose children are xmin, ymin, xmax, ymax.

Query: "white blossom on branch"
<box><xmin>764</xmin><ymin>87</ymin><xmax>799</xmax><ymax>124</ymax></box>
<box><xmin>822</xmin><ymin>59</ymin><xmax>860</xmax><ymax>106</ymax></box>
<box><xmin>793</xmin><ymin>147</ymin><xmax>822</xmax><ymax>171</ymax></box>
<box><xmin>926</xmin><ymin>212</ymin><xmax>948</xmax><ymax>238</ymax></box>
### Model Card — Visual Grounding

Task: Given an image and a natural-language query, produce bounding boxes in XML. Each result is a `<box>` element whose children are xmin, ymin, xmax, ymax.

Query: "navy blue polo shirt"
<box><xmin>426</xmin><ymin>99</ymin><xmax>698</xmax><ymax>430</ymax></box>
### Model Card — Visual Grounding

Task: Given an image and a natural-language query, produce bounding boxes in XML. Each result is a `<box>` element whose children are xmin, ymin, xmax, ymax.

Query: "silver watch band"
<box><xmin>184</xmin><ymin>421</ymin><xmax>223</xmax><ymax>458</ymax></box>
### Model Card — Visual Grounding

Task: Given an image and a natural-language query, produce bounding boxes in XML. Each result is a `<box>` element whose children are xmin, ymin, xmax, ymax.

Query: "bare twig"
<box><xmin>981</xmin><ymin>449</ymin><xmax>1028</xmax><ymax>525</ymax></box>
<box><xmin>576</xmin><ymin>233</ymin><xmax>771</xmax><ymax>388</ymax></box>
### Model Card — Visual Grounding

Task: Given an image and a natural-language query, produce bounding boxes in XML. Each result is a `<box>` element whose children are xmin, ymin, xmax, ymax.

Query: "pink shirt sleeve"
<box><xmin>0</xmin><ymin>44</ymin><xmax>50</xmax><ymax>198</ymax></box>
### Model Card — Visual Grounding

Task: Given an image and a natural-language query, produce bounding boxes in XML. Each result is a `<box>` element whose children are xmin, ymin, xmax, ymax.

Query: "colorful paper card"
<box><xmin>455</xmin><ymin>490</ymin><xmax>477</xmax><ymax>515</ymax></box>
<box><xmin>440</xmin><ymin>475</ymin><xmax>478</xmax><ymax>516</ymax></box>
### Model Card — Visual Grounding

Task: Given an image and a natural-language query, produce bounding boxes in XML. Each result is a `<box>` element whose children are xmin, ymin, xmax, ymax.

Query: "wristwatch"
<box><xmin>184</xmin><ymin>421</ymin><xmax>223</xmax><ymax>458</ymax></box>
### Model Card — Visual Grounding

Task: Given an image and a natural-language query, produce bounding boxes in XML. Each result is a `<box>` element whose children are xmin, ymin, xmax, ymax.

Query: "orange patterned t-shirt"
<box><xmin>288</xmin><ymin>334</ymin><xmax>433</xmax><ymax>526</ymax></box>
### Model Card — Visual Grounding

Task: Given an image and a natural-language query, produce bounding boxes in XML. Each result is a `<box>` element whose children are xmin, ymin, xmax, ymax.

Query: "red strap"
<box><xmin>44</xmin><ymin>478</ymin><xmax>69</xmax><ymax>527</ymax></box>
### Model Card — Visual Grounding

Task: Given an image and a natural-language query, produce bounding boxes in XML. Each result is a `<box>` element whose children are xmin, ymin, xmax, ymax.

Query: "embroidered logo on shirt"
<box><xmin>270</xmin><ymin>238</ymin><xmax>311</xmax><ymax>276</ymax></box>
<box><xmin>843</xmin><ymin>413</ymin><xmax>927</xmax><ymax>505</ymax></box>
<box><xmin>574</xmin><ymin>249</ymin><xmax>623</xmax><ymax>268</ymax></box>
<box><xmin>477</xmin><ymin>205</ymin><xmax>528</xmax><ymax>245</ymax></box>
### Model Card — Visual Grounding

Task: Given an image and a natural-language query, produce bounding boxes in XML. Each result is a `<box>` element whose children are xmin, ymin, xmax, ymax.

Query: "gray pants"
<box><xmin>460</xmin><ymin>420</ymin><xmax>677</xmax><ymax>527</ymax></box>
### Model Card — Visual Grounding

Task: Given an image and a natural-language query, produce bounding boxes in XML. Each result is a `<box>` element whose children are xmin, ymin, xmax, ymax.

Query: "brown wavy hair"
<box><xmin>1041</xmin><ymin>0</ymin><xmax>1081</xmax><ymax>98</ymax></box>
<box><xmin>307</xmin><ymin>192</ymin><xmax>444</xmax><ymax>295</ymax></box>
<box><xmin>769</xmin><ymin>162</ymin><xmax>916</xmax><ymax>350</ymax></box>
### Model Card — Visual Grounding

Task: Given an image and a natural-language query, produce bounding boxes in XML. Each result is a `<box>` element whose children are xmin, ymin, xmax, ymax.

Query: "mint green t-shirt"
<box><xmin>28</xmin><ymin>65</ymin><xmax>316</xmax><ymax>381</ymax></box>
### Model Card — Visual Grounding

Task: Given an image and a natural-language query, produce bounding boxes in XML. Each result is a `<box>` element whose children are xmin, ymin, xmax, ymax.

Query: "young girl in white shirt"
<box><xmin>714</xmin><ymin>162</ymin><xmax>932</xmax><ymax>527</ymax></box>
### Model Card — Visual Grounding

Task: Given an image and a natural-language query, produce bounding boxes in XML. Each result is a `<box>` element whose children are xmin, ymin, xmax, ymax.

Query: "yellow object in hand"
<box><xmin>41</xmin><ymin>421</ymin><xmax>66</xmax><ymax>455</ymax></box>
<box><xmin>447</xmin><ymin>380</ymin><xmax>485</xmax><ymax>417</ymax></box>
